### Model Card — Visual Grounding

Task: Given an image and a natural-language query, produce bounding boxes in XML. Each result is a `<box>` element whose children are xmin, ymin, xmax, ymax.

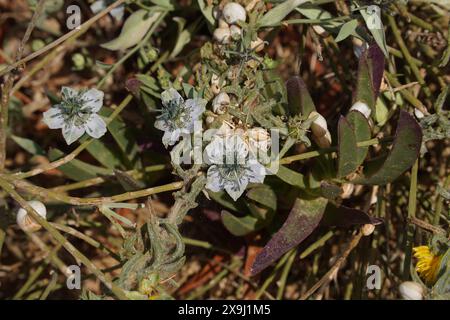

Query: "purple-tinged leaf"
<box><xmin>286</xmin><ymin>76</ymin><xmax>316</xmax><ymax>117</ymax></box>
<box><xmin>346</xmin><ymin>110</ymin><xmax>371</xmax><ymax>165</ymax></box>
<box><xmin>354</xmin><ymin>43</ymin><xmax>385</xmax><ymax>110</ymax></box>
<box><xmin>322</xmin><ymin>203</ymin><xmax>383</xmax><ymax>227</ymax></box>
<box><xmin>337</xmin><ymin>116</ymin><xmax>359</xmax><ymax>178</ymax></box>
<box><xmin>251</xmin><ymin>197</ymin><xmax>327</xmax><ymax>275</ymax></box>
<box><xmin>352</xmin><ymin>110</ymin><xmax>422</xmax><ymax>185</ymax></box>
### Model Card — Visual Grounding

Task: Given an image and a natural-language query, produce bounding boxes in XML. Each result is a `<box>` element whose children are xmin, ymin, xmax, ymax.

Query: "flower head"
<box><xmin>413</xmin><ymin>245</ymin><xmax>442</xmax><ymax>285</ymax></box>
<box><xmin>155</xmin><ymin>88</ymin><xmax>206</xmax><ymax>147</ymax></box>
<box><xmin>204</xmin><ymin>134</ymin><xmax>266</xmax><ymax>201</ymax></box>
<box><xmin>43</xmin><ymin>87</ymin><xmax>107</xmax><ymax>145</ymax></box>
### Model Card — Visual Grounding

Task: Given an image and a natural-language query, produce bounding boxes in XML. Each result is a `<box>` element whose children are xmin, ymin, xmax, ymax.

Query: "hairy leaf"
<box><xmin>251</xmin><ymin>197</ymin><xmax>327</xmax><ymax>275</ymax></box>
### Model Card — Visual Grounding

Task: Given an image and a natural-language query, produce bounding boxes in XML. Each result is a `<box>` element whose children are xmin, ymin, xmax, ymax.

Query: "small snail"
<box><xmin>16</xmin><ymin>200</ymin><xmax>47</xmax><ymax>232</ymax></box>
<box><xmin>222</xmin><ymin>3</ymin><xmax>246</xmax><ymax>25</ymax></box>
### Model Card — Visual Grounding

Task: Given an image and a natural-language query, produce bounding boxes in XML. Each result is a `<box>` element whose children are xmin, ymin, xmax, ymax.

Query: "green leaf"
<box><xmin>346</xmin><ymin>110</ymin><xmax>371</xmax><ymax>165</ymax></box>
<box><xmin>320</xmin><ymin>182</ymin><xmax>342</xmax><ymax>200</ymax></box>
<box><xmin>296</xmin><ymin>5</ymin><xmax>342</xmax><ymax>31</ymax></box>
<box><xmin>197</xmin><ymin>0</ymin><xmax>215</xmax><ymax>27</ymax></box>
<box><xmin>335</xmin><ymin>19</ymin><xmax>358</xmax><ymax>42</ymax></box>
<box><xmin>251</xmin><ymin>197</ymin><xmax>328</xmax><ymax>275</ymax></box>
<box><xmin>246</xmin><ymin>185</ymin><xmax>277</xmax><ymax>211</ymax></box>
<box><xmin>85</xmin><ymin>139</ymin><xmax>123</xmax><ymax>169</ymax></box>
<box><xmin>286</xmin><ymin>76</ymin><xmax>316</xmax><ymax>117</ymax></box>
<box><xmin>358</xmin><ymin>4</ymin><xmax>388</xmax><ymax>57</ymax></box>
<box><xmin>101</xmin><ymin>10</ymin><xmax>162</xmax><ymax>51</ymax></box>
<box><xmin>337</xmin><ymin>116</ymin><xmax>358</xmax><ymax>178</ymax></box>
<box><xmin>259</xmin><ymin>0</ymin><xmax>310</xmax><ymax>27</ymax></box>
<box><xmin>276</xmin><ymin>165</ymin><xmax>307</xmax><ymax>189</ymax></box>
<box><xmin>208</xmin><ymin>191</ymin><xmax>248</xmax><ymax>213</ymax></box>
<box><xmin>48</xmin><ymin>149</ymin><xmax>111</xmax><ymax>181</ymax></box>
<box><xmin>352</xmin><ymin>111</ymin><xmax>422</xmax><ymax>185</ymax></box>
<box><xmin>11</xmin><ymin>135</ymin><xmax>45</xmax><ymax>156</ymax></box>
<box><xmin>99</xmin><ymin>108</ymin><xmax>141</xmax><ymax>169</ymax></box>
<box><xmin>221</xmin><ymin>210</ymin><xmax>261</xmax><ymax>236</ymax></box>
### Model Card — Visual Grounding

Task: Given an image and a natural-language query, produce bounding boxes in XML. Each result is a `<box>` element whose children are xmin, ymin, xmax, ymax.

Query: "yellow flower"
<box><xmin>413</xmin><ymin>246</ymin><xmax>442</xmax><ymax>285</ymax></box>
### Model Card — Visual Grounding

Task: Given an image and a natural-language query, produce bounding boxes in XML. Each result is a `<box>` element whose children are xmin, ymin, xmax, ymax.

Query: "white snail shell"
<box><xmin>309</xmin><ymin>111</ymin><xmax>329</xmax><ymax>138</ymax></box>
<box><xmin>248</xmin><ymin>127</ymin><xmax>271</xmax><ymax>152</ymax></box>
<box><xmin>16</xmin><ymin>200</ymin><xmax>47</xmax><ymax>232</ymax></box>
<box><xmin>222</xmin><ymin>3</ymin><xmax>246</xmax><ymax>25</ymax></box>
<box><xmin>350</xmin><ymin>101</ymin><xmax>371</xmax><ymax>119</ymax></box>
<box><xmin>211</xmin><ymin>74</ymin><xmax>221</xmax><ymax>95</ymax></box>
<box><xmin>399</xmin><ymin>281</ymin><xmax>423</xmax><ymax>300</ymax></box>
<box><xmin>213</xmin><ymin>27</ymin><xmax>231</xmax><ymax>44</ymax></box>
<box><xmin>212</xmin><ymin>92</ymin><xmax>230</xmax><ymax>114</ymax></box>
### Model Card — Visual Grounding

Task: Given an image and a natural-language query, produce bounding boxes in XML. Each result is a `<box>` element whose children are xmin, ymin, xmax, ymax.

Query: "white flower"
<box><xmin>204</xmin><ymin>135</ymin><xmax>266</xmax><ymax>201</ymax></box>
<box><xmin>43</xmin><ymin>87</ymin><xmax>107</xmax><ymax>145</ymax></box>
<box><xmin>90</xmin><ymin>0</ymin><xmax>125</xmax><ymax>21</ymax></box>
<box><xmin>155</xmin><ymin>88</ymin><xmax>206</xmax><ymax>147</ymax></box>
<box><xmin>214</xmin><ymin>122</ymin><xmax>271</xmax><ymax>153</ymax></box>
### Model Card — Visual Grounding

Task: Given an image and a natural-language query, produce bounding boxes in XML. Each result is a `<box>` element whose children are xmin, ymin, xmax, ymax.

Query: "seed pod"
<box><xmin>399</xmin><ymin>281</ymin><xmax>423</xmax><ymax>300</ymax></box>
<box><xmin>222</xmin><ymin>3</ymin><xmax>246</xmax><ymax>25</ymax></box>
<box><xmin>212</xmin><ymin>92</ymin><xmax>230</xmax><ymax>114</ymax></box>
<box><xmin>250</xmin><ymin>37</ymin><xmax>265</xmax><ymax>52</ymax></box>
<box><xmin>213</xmin><ymin>27</ymin><xmax>231</xmax><ymax>44</ymax></box>
<box><xmin>350</xmin><ymin>101</ymin><xmax>371</xmax><ymax>119</ymax></box>
<box><xmin>309</xmin><ymin>111</ymin><xmax>329</xmax><ymax>138</ymax></box>
<box><xmin>16</xmin><ymin>200</ymin><xmax>47</xmax><ymax>233</ymax></box>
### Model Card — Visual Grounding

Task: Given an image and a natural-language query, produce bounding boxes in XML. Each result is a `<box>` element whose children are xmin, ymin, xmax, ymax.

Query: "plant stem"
<box><xmin>0</xmin><ymin>177</ymin><xmax>129</xmax><ymax>300</ymax></box>
<box><xmin>13</xmin><ymin>179</ymin><xmax>184</xmax><ymax>205</ymax></box>
<box><xmin>387</xmin><ymin>15</ymin><xmax>431</xmax><ymax>98</ymax></box>
<box><xmin>403</xmin><ymin>159</ymin><xmax>418</xmax><ymax>280</ymax></box>
<box><xmin>276</xmin><ymin>248</ymin><xmax>297</xmax><ymax>299</ymax></box>
<box><xmin>0</xmin><ymin>0</ymin><xmax>47</xmax><ymax>170</ymax></box>
<box><xmin>433</xmin><ymin>174</ymin><xmax>450</xmax><ymax>225</ymax></box>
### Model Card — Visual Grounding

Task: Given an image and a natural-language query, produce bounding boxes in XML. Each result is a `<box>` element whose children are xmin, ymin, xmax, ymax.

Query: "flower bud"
<box><xmin>251</xmin><ymin>37</ymin><xmax>265</xmax><ymax>52</ymax></box>
<box><xmin>414</xmin><ymin>108</ymin><xmax>425</xmax><ymax>119</ymax></box>
<box><xmin>362</xmin><ymin>224</ymin><xmax>375</xmax><ymax>236</ymax></box>
<box><xmin>16</xmin><ymin>200</ymin><xmax>47</xmax><ymax>233</ymax></box>
<box><xmin>213</xmin><ymin>27</ymin><xmax>231</xmax><ymax>44</ymax></box>
<box><xmin>309</xmin><ymin>111</ymin><xmax>329</xmax><ymax>138</ymax></box>
<box><xmin>230</xmin><ymin>25</ymin><xmax>242</xmax><ymax>39</ymax></box>
<box><xmin>350</xmin><ymin>101</ymin><xmax>371</xmax><ymax>119</ymax></box>
<box><xmin>212</xmin><ymin>92</ymin><xmax>230</xmax><ymax>114</ymax></box>
<box><xmin>399</xmin><ymin>281</ymin><xmax>423</xmax><ymax>300</ymax></box>
<box><xmin>222</xmin><ymin>3</ymin><xmax>246</xmax><ymax>25</ymax></box>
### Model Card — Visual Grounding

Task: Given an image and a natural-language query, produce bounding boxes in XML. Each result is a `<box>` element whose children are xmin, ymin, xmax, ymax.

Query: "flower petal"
<box><xmin>161</xmin><ymin>88</ymin><xmax>183</xmax><ymax>108</ymax></box>
<box><xmin>61</xmin><ymin>86</ymin><xmax>78</xmax><ymax>100</ymax></box>
<box><xmin>204</xmin><ymin>137</ymin><xmax>225</xmax><ymax>164</ymax></box>
<box><xmin>205</xmin><ymin>165</ymin><xmax>223</xmax><ymax>193</ymax></box>
<box><xmin>162</xmin><ymin>129</ymin><xmax>181</xmax><ymax>147</ymax></box>
<box><xmin>247</xmin><ymin>160</ymin><xmax>266</xmax><ymax>184</ymax></box>
<box><xmin>185</xmin><ymin>98</ymin><xmax>206</xmax><ymax>119</ymax></box>
<box><xmin>85</xmin><ymin>114</ymin><xmax>107</xmax><ymax>139</ymax></box>
<box><xmin>225</xmin><ymin>176</ymin><xmax>248</xmax><ymax>201</ymax></box>
<box><xmin>154</xmin><ymin>118</ymin><xmax>170</xmax><ymax>131</ymax></box>
<box><xmin>81</xmin><ymin>88</ymin><xmax>104</xmax><ymax>112</ymax></box>
<box><xmin>62</xmin><ymin>122</ymin><xmax>85</xmax><ymax>145</ymax></box>
<box><xmin>42</xmin><ymin>107</ymin><xmax>65</xmax><ymax>129</ymax></box>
